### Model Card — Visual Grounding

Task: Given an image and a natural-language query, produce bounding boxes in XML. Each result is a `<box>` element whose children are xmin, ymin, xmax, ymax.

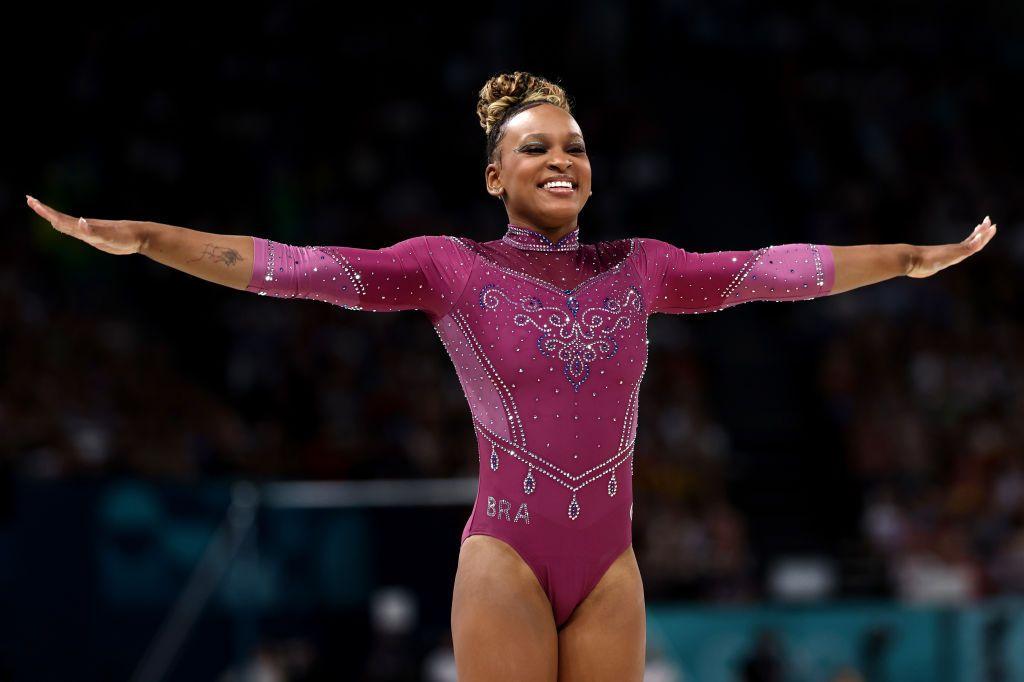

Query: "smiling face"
<box><xmin>484</xmin><ymin>102</ymin><xmax>592</xmax><ymax>235</ymax></box>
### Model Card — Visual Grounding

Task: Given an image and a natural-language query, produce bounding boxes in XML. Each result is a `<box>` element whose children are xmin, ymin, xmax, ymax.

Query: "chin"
<box><xmin>533</xmin><ymin>206</ymin><xmax>582</xmax><ymax>226</ymax></box>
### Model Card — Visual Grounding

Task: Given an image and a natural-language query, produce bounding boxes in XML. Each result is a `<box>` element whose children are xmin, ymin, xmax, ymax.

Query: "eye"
<box><xmin>523</xmin><ymin>145</ymin><xmax>586</xmax><ymax>153</ymax></box>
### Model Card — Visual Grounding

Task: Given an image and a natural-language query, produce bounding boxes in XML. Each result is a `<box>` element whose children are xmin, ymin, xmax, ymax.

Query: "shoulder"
<box><xmin>414</xmin><ymin>235</ymin><xmax>482</xmax><ymax>269</ymax></box>
<box><xmin>631</xmin><ymin>236</ymin><xmax>676</xmax><ymax>252</ymax></box>
<box><xmin>629</xmin><ymin>237</ymin><xmax>691</xmax><ymax>262</ymax></box>
<box><xmin>398</xmin><ymin>234</ymin><xmax>477</xmax><ymax>253</ymax></box>
<box><xmin>417</xmin><ymin>234</ymin><xmax>479</xmax><ymax>248</ymax></box>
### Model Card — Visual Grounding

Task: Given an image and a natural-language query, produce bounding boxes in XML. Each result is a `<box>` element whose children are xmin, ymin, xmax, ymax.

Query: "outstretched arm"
<box><xmin>26</xmin><ymin>196</ymin><xmax>476</xmax><ymax>319</ymax></box>
<box><xmin>635</xmin><ymin>215</ymin><xmax>998</xmax><ymax>313</ymax></box>
<box><xmin>27</xmin><ymin>195</ymin><xmax>255</xmax><ymax>290</ymax></box>
<box><xmin>831</xmin><ymin>216</ymin><xmax>997</xmax><ymax>294</ymax></box>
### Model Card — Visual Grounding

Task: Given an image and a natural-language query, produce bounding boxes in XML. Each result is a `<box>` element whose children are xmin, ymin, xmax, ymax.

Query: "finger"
<box><xmin>972</xmin><ymin>224</ymin><xmax>997</xmax><ymax>249</ymax></box>
<box><xmin>26</xmin><ymin>196</ymin><xmax>52</xmax><ymax>220</ymax></box>
<box><xmin>27</xmin><ymin>197</ymin><xmax>65</xmax><ymax>225</ymax></box>
<box><xmin>34</xmin><ymin>200</ymin><xmax>77</xmax><ymax>234</ymax></box>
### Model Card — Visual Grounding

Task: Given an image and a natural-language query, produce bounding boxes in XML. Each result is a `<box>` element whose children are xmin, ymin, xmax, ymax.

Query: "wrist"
<box><xmin>134</xmin><ymin>221</ymin><xmax>156</xmax><ymax>256</ymax></box>
<box><xmin>903</xmin><ymin>244</ymin><xmax>920</xmax><ymax>277</ymax></box>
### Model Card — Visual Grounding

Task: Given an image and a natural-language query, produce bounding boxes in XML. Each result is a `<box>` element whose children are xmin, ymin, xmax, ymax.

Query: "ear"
<box><xmin>484</xmin><ymin>163</ymin><xmax>504</xmax><ymax>199</ymax></box>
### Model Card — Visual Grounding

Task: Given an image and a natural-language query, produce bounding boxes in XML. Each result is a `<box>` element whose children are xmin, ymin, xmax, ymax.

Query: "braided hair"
<box><xmin>476</xmin><ymin>71</ymin><xmax>573</xmax><ymax>166</ymax></box>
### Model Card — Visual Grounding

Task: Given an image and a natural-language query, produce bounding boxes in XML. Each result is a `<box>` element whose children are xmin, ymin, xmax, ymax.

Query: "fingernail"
<box><xmin>985</xmin><ymin>215</ymin><xmax>991</xmax><ymax>223</ymax></box>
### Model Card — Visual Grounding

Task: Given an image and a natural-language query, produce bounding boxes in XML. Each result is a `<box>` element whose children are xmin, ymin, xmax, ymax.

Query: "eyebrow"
<box><xmin>520</xmin><ymin>132</ymin><xmax>584</xmax><ymax>141</ymax></box>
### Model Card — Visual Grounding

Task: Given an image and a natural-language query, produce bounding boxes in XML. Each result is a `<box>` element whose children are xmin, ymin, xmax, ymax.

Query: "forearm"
<box><xmin>138</xmin><ymin>221</ymin><xmax>255</xmax><ymax>290</ymax></box>
<box><xmin>828</xmin><ymin>243</ymin><xmax>915</xmax><ymax>295</ymax></box>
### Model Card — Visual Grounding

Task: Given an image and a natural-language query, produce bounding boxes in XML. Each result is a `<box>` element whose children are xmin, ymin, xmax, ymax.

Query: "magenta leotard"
<box><xmin>246</xmin><ymin>223</ymin><xmax>835</xmax><ymax>627</ymax></box>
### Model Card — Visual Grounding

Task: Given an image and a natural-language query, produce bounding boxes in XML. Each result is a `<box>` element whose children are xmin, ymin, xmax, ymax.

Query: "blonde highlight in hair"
<box><xmin>476</xmin><ymin>71</ymin><xmax>572</xmax><ymax>165</ymax></box>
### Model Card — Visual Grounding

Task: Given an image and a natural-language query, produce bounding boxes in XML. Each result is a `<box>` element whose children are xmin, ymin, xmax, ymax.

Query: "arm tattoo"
<box><xmin>187</xmin><ymin>243</ymin><xmax>245</xmax><ymax>266</ymax></box>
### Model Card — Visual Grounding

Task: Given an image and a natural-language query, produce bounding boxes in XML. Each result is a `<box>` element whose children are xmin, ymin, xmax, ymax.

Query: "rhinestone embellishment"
<box><xmin>608</xmin><ymin>472</ymin><xmax>618</xmax><ymax>497</ymax></box>
<box><xmin>474</xmin><ymin>420</ymin><xmax>635</xmax><ymax>522</ymax></box>
<box><xmin>523</xmin><ymin>467</ymin><xmax>536</xmax><ymax>495</ymax></box>
<box><xmin>810</xmin><ymin>243</ymin><xmax>825</xmax><ymax>287</ymax></box>
<box><xmin>479</xmin><ymin>283</ymin><xmax>643</xmax><ymax>391</ymax></box>
<box><xmin>501</xmin><ymin>224</ymin><xmax>580</xmax><ymax>252</ymax></box>
<box><xmin>489</xmin><ymin>446</ymin><xmax>499</xmax><ymax>472</ymax></box>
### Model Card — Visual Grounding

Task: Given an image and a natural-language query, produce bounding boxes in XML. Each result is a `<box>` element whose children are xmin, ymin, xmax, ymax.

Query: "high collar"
<box><xmin>501</xmin><ymin>224</ymin><xmax>580</xmax><ymax>252</ymax></box>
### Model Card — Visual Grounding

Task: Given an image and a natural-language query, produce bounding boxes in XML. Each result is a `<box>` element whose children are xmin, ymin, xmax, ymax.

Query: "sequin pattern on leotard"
<box><xmin>246</xmin><ymin>223</ymin><xmax>836</xmax><ymax>626</ymax></box>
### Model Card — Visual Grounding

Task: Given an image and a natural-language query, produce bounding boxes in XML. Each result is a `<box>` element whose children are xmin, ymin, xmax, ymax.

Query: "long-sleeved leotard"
<box><xmin>247</xmin><ymin>224</ymin><xmax>835</xmax><ymax>627</ymax></box>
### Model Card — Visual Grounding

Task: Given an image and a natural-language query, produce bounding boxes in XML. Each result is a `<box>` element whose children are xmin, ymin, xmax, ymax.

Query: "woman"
<box><xmin>27</xmin><ymin>71</ymin><xmax>996</xmax><ymax>681</ymax></box>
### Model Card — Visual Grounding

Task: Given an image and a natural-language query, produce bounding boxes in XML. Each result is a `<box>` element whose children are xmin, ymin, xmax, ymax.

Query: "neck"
<box><xmin>502</xmin><ymin>222</ymin><xmax>580</xmax><ymax>252</ymax></box>
<box><xmin>505</xmin><ymin>218</ymin><xmax>578</xmax><ymax>244</ymax></box>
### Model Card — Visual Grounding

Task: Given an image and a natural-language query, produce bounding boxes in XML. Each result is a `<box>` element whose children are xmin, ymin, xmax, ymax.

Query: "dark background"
<box><xmin>2</xmin><ymin>2</ymin><xmax>1023</xmax><ymax>680</ymax></box>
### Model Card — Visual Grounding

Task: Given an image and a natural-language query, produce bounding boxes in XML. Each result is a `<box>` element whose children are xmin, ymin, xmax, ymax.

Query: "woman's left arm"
<box><xmin>831</xmin><ymin>216</ymin><xmax>998</xmax><ymax>295</ymax></box>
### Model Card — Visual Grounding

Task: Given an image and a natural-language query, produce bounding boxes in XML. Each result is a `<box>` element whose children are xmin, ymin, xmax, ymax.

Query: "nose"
<box><xmin>547</xmin><ymin>156</ymin><xmax>573</xmax><ymax>170</ymax></box>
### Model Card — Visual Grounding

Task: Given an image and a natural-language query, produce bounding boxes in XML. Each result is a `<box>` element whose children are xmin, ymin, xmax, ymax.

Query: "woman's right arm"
<box><xmin>27</xmin><ymin>195</ymin><xmax>479</xmax><ymax>320</ymax></box>
<box><xmin>139</xmin><ymin>221</ymin><xmax>253</xmax><ymax>290</ymax></box>
<box><xmin>26</xmin><ymin>195</ymin><xmax>254</xmax><ymax>290</ymax></box>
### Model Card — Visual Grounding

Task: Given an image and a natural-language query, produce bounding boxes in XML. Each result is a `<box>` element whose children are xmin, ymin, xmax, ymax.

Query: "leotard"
<box><xmin>246</xmin><ymin>223</ymin><xmax>835</xmax><ymax>627</ymax></box>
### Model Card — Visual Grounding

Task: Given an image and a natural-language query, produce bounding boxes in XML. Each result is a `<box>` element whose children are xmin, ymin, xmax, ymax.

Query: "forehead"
<box><xmin>504</xmin><ymin>103</ymin><xmax>583</xmax><ymax>142</ymax></box>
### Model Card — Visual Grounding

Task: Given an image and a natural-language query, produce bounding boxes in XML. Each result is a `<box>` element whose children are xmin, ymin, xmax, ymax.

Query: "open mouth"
<box><xmin>537</xmin><ymin>182</ymin><xmax>577</xmax><ymax>196</ymax></box>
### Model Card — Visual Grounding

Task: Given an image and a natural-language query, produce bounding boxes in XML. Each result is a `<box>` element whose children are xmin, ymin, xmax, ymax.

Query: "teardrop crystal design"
<box><xmin>489</xmin><ymin>447</ymin><xmax>499</xmax><ymax>472</ymax></box>
<box><xmin>630</xmin><ymin>456</ymin><xmax>634</xmax><ymax>476</ymax></box>
<box><xmin>608</xmin><ymin>472</ymin><xmax>618</xmax><ymax>497</ymax></box>
<box><xmin>568</xmin><ymin>493</ymin><xmax>580</xmax><ymax>520</ymax></box>
<box><xmin>523</xmin><ymin>467</ymin><xmax>536</xmax><ymax>495</ymax></box>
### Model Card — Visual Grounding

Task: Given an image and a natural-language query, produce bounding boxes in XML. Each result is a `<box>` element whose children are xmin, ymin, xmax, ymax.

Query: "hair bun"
<box><xmin>476</xmin><ymin>71</ymin><xmax>571</xmax><ymax>136</ymax></box>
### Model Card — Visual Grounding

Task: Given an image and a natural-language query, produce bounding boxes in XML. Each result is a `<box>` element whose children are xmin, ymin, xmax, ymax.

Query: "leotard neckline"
<box><xmin>501</xmin><ymin>224</ymin><xmax>580</xmax><ymax>252</ymax></box>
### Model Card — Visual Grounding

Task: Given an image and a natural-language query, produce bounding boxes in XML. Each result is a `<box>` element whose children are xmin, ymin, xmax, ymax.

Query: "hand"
<box><xmin>907</xmin><ymin>215</ymin><xmax>998</xmax><ymax>278</ymax></box>
<box><xmin>26</xmin><ymin>195</ymin><xmax>145</xmax><ymax>255</ymax></box>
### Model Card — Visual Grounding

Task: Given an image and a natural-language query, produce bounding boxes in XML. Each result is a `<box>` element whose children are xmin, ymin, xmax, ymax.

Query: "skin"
<box><xmin>452</xmin><ymin>536</ymin><xmax>645</xmax><ymax>682</ymax></box>
<box><xmin>484</xmin><ymin>102</ymin><xmax>594</xmax><ymax>245</ymax></box>
<box><xmin>25</xmin><ymin>101</ymin><xmax>999</xmax><ymax>681</ymax></box>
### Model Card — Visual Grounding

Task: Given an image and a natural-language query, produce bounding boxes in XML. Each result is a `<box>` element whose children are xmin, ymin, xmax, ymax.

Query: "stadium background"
<box><xmin>3</xmin><ymin>2</ymin><xmax>1023</xmax><ymax>680</ymax></box>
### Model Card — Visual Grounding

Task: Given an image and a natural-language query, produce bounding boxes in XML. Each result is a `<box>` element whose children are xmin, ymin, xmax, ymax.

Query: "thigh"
<box><xmin>452</xmin><ymin>534</ymin><xmax>559</xmax><ymax>682</ymax></box>
<box><xmin>557</xmin><ymin>544</ymin><xmax>646</xmax><ymax>682</ymax></box>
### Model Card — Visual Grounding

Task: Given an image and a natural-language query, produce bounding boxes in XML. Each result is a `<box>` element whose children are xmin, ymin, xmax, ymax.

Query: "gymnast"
<box><xmin>27</xmin><ymin>70</ymin><xmax>996</xmax><ymax>681</ymax></box>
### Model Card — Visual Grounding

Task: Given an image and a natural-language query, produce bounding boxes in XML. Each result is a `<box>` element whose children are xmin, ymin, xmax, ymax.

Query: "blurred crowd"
<box><xmin>5</xmin><ymin>2</ymin><xmax>1024</xmax><ymax>620</ymax></box>
<box><xmin>841</xmin><ymin>312</ymin><xmax>1024</xmax><ymax>602</ymax></box>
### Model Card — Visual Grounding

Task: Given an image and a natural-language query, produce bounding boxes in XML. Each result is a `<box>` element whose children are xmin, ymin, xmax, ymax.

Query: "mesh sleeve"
<box><xmin>635</xmin><ymin>237</ymin><xmax>834</xmax><ymax>314</ymax></box>
<box><xmin>246</xmin><ymin>234</ymin><xmax>477</xmax><ymax>321</ymax></box>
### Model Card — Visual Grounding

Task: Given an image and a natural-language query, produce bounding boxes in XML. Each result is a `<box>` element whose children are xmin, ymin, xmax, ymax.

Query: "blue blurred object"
<box><xmin>648</xmin><ymin>599</ymin><xmax>1024</xmax><ymax>682</ymax></box>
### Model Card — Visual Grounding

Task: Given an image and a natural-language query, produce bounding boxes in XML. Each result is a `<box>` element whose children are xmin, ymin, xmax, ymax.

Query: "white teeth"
<box><xmin>542</xmin><ymin>180</ymin><xmax>574</xmax><ymax>189</ymax></box>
